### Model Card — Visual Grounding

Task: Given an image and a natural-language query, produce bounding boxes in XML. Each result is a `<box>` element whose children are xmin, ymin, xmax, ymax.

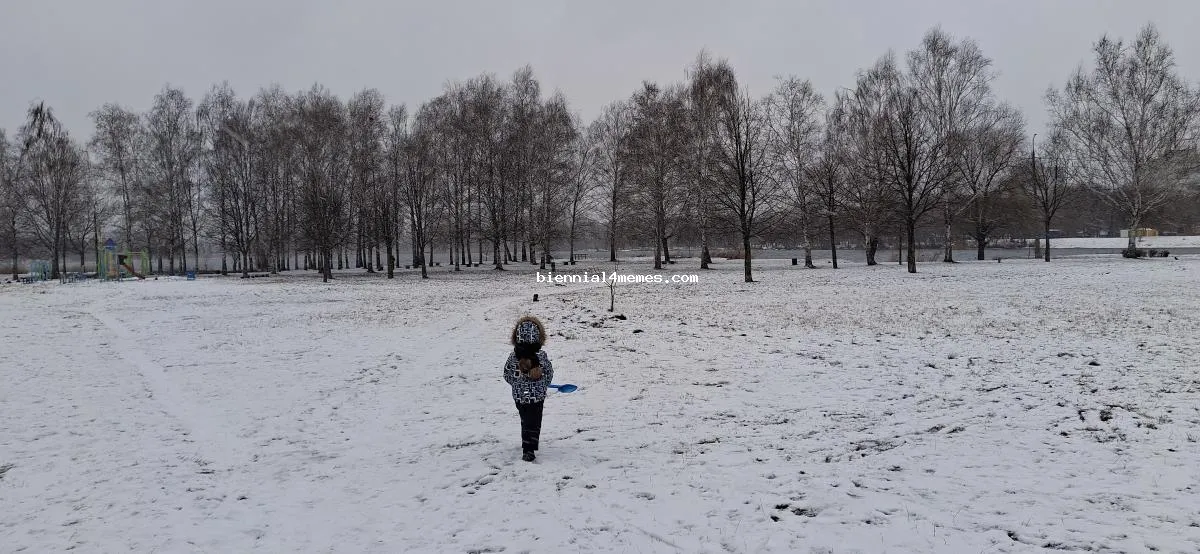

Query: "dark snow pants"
<box><xmin>516</xmin><ymin>400</ymin><xmax>544</xmax><ymax>452</ymax></box>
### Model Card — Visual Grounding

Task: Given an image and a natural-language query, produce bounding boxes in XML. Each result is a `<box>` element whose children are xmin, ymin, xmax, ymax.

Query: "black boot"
<box><xmin>522</xmin><ymin>450</ymin><xmax>536</xmax><ymax>462</ymax></box>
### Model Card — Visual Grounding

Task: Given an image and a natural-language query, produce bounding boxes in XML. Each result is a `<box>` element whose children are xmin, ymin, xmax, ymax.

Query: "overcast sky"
<box><xmin>2</xmin><ymin>0</ymin><xmax>1198</xmax><ymax>141</ymax></box>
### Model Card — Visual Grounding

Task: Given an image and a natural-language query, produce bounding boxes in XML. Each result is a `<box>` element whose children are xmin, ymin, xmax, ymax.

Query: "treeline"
<box><xmin>2</xmin><ymin>25</ymin><xmax>1198</xmax><ymax>282</ymax></box>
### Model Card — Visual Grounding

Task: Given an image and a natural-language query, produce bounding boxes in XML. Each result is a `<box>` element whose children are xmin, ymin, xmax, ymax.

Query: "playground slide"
<box><xmin>121</xmin><ymin>262</ymin><xmax>146</xmax><ymax>280</ymax></box>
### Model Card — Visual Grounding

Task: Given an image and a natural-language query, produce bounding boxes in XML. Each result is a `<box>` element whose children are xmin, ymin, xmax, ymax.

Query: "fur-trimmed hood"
<box><xmin>511</xmin><ymin>315</ymin><xmax>546</xmax><ymax>346</ymax></box>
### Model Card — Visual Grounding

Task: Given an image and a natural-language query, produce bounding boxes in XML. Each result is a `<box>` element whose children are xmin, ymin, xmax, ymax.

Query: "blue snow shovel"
<box><xmin>549</xmin><ymin>384</ymin><xmax>578</xmax><ymax>393</ymax></box>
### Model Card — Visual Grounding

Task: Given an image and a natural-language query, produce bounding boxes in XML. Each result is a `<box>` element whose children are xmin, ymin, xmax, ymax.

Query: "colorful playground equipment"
<box><xmin>19</xmin><ymin>260</ymin><xmax>50</xmax><ymax>283</ymax></box>
<box><xmin>98</xmin><ymin>249</ymin><xmax>149</xmax><ymax>281</ymax></box>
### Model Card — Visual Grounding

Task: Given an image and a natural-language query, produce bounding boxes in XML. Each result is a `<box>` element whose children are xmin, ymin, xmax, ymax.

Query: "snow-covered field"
<box><xmin>1041</xmin><ymin>235</ymin><xmax>1200</xmax><ymax>250</ymax></box>
<box><xmin>2</xmin><ymin>256</ymin><xmax>1199</xmax><ymax>553</ymax></box>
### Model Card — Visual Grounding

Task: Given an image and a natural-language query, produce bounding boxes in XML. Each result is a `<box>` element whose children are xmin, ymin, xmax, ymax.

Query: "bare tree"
<box><xmin>295</xmin><ymin>85</ymin><xmax>350</xmax><ymax>282</ymax></box>
<box><xmin>713</xmin><ymin>77</ymin><xmax>780</xmax><ymax>282</ymax></box>
<box><xmin>347</xmin><ymin>88</ymin><xmax>386</xmax><ymax>273</ymax></box>
<box><xmin>383</xmin><ymin>104</ymin><xmax>408</xmax><ymax>277</ymax></box>
<box><xmin>764</xmin><ymin>76</ymin><xmax>824</xmax><ymax>268</ymax></box>
<box><xmin>590</xmin><ymin>100</ymin><xmax>632</xmax><ymax>262</ymax></box>
<box><xmin>627</xmin><ymin>82</ymin><xmax>689</xmax><ymax>270</ymax></box>
<box><xmin>565</xmin><ymin>113</ymin><xmax>597</xmax><ymax>263</ymax></box>
<box><xmin>870</xmin><ymin>54</ymin><xmax>952</xmax><ymax>274</ymax></box>
<box><xmin>952</xmin><ymin>105</ymin><xmax>1025</xmax><ymax>259</ymax></box>
<box><xmin>0</xmin><ymin>128</ymin><xmax>22</xmax><ymax>279</ymax></box>
<box><xmin>20</xmin><ymin>105</ymin><xmax>90</xmax><ymax>279</ymax></box>
<box><xmin>505</xmin><ymin>66</ymin><xmax>542</xmax><ymax>265</ymax></box>
<box><xmin>686</xmin><ymin>50</ymin><xmax>727</xmax><ymax>269</ymax></box>
<box><xmin>145</xmin><ymin>86</ymin><xmax>202</xmax><ymax>273</ymax></box>
<box><xmin>403</xmin><ymin>99</ymin><xmax>443</xmax><ymax>279</ymax></box>
<box><xmin>64</xmin><ymin>173</ymin><xmax>111</xmax><ymax>272</ymax></box>
<box><xmin>253</xmin><ymin>85</ymin><xmax>301</xmax><ymax>274</ymax></box>
<box><xmin>1047</xmin><ymin>23</ymin><xmax>1200</xmax><ymax>250</ymax></box>
<box><xmin>6</xmin><ymin>104</ymin><xmax>57</xmax><ymax>278</ymax></box>
<box><xmin>835</xmin><ymin>88</ymin><xmax>894</xmax><ymax>265</ymax></box>
<box><xmin>531</xmin><ymin>92</ymin><xmax>578</xmax><ymax>270</ymax></box>
<box><xmin>455</xmin><ymin>75</ymin><xmax>509</xmax><ymax>270</ymax></box>
<box><xmin>197</xmin><ymin>84</ymin><xmax>256</xmax><ymax>276</ymax></box>
<box><xmin>1022</xmin><ymin>132</ymin><xmax>1076</xmax><ymax>261</ymax></box>
<box><xmin>908</xmin><ymin>28</ymin><xmax>999</xmax><ymax>263</ymax></box>
<box><xmin>88</xmin><ymin>104</ymin><xmax>143</xmax><ymax>251</ymax></box>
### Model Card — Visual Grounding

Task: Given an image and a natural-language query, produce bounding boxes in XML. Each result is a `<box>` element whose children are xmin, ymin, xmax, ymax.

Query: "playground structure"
<box><xmin>98</xmin><ymin>250</ymin><xmax>150</xmax><ymax>281</ymax></box>
<box><xmin>16</xmin><ymin>260</ymin><xmax>52</xmax><ymax>283</ymax></box>
<box><xmin>27</xmin><ymin>260</ymin><xmax>50</xmax><ymax>282</ymax></box>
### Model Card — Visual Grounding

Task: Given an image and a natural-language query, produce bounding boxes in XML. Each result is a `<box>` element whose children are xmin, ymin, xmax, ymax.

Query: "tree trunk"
<box><xmin>942</xmin><ymin>207</ymin><xmax>954</xmax><ymax>263</ymax></box>
<box><xmin>742</xmin><ymin>231</ymin><xmax>753</xmax><ymax>283</ymax></box>
<box><xmin>51</xmin><ymin>228</ymin><xmax>61</xmax><ymax>280</ymax></box>
<box><xmin>93</xmin><ymin>210</ymin><xmax>100</xmax><ymax>273</ymax></box>
<box><xmin>828</xmin><ymin>214</ymin><xmax>838</xmax><ymax>269</ymax></box>
<box><xmin>976</xmin><ymin>240</ymin><xmax>986</xmax><ymax>261</ymax></box>
<box><xmin>653</xmin><ymin>224</ymin><xmax>662</xmax><ymax>270</ymax></box>
<box><xmin>906</xmin><ymin>220</ymin><xmax>917</xmax><ymax>274</ymax></box>
<box><xmin>1044</xmin><ymin>218</ymin><xmax>1052</xmax><ymax>262</ymax></box>
<box><xmin>192</xmin><ymin>228</ymin><xmax>200</xmax><ymax>274</ymax></box>
<box><xmin>699</xmin><ymin>228</ymin><xmax>710</xmax><ymax>269</ymax></box>
<box><xmin>385</xmin><ymin>235</ymin><xmax>395</xmax><ymax>278</ymax></box>
<box><xmin>609</xmin><ymin>223</ymin><xmax>617</xmax><ymax>262</ymax></box>
<box><xmin>897</xmin><ymin>232</ymin><xmax>904</xmax><ymax>266</ymax></box>
<box><xmin>661</xmin><ymin>236</ymin><xmax>671</xmax><ymax>264</ymax></box>
<box><xmin>865</xmin><ymin>236</ymin><xmax>878</xmax><ymax>266</ymax></box>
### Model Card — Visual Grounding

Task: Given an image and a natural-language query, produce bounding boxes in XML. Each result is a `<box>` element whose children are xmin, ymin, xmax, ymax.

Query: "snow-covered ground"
<box><xmin>2</xmin><ymin>256</ymin><xmax>1199</xmax><ymax>553</ymax></box>
<box><xmin>1040</xmin><ymin>235</ymin><xmax>1200</xmax><ymax>249</ymax></box>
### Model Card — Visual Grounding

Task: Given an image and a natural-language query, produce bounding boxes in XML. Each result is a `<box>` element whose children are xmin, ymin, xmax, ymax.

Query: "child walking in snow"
<box><xmin>503</xmin><ymin>316</ymin><xmax>553</xmax><ymax>462</ymax></box>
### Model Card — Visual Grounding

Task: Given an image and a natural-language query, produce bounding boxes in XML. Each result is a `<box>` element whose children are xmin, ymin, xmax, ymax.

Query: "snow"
<box><xmin>1039</xmin><ymin>235</ymin><xmax>1200</xmax><ymax>249</ymax></box>
<box><xmin>2</xmin><ymin>256</ymin><xmax>1199</xmax><ymax>553</ymax></box>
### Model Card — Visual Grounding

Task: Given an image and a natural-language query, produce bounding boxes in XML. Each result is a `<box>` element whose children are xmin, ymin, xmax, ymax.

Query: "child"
<box><xmin>503</xmin><ymin>315</ymin><xmax>553</xmax><ymax>462</ymax></box>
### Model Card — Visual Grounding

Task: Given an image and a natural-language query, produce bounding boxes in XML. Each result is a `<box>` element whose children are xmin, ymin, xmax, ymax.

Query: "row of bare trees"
<box><xmin>2</xmin><ymin>24</ymin><xmax>1198</xmax><ymax>282</ymax></box>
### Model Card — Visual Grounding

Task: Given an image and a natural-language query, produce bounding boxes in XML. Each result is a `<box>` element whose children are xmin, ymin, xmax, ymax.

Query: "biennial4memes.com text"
<box><xmin>535</xmin><ymin>271</ymin><xmax>700</xmax><ymax>285</ymax></box>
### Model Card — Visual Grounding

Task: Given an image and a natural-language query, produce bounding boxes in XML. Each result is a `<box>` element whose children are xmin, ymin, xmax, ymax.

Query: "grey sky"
<box><xmin>3</xmin><ymin>0</ymin><xmax>1198</xmax><ymax>140</ymax></box>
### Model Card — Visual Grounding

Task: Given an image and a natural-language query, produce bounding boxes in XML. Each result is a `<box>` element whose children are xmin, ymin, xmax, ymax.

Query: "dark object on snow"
<box><xmin>1121</xmin><ymin>248</ymin><xmax>1145</xmax><ymax>258</ymax></box>
<box><xmin>632</xmin><ymin>329</ymin><xmax>643</xmax><ymax>334</ymax></box>
<box><xmin>549</xmin><ymin>383</ymin><xmax>577</xmax><ymax>393</ymax></box>
<box><xmin>533</xmin><ymin>293</ymin><xmax>539</xmax><ymax>302</ymax></box>
<box><xmin>613</xmin><ymin>314</ymin><xmax>627</xmax><ymax>320</ymax></box>
<box><xmin>517</xmin><ymin>400</ymin><xmax>544</xmax><ymax>456</ymax></box>
<box><xmin>791</xmin><ymin>258</ymin><xmax>798</xmax><ymax>265</ymax></box>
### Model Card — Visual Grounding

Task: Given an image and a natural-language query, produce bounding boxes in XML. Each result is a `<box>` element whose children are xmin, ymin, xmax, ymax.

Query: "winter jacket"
<box><xmin>504</xmin><ymin>350</ymin><xmax>554</xmax><ymax>404</ymax></box>
<box><xmin>504</xmin><ymin>316</ymin><xmax>554</xmax><ymax>403</ymax></box>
